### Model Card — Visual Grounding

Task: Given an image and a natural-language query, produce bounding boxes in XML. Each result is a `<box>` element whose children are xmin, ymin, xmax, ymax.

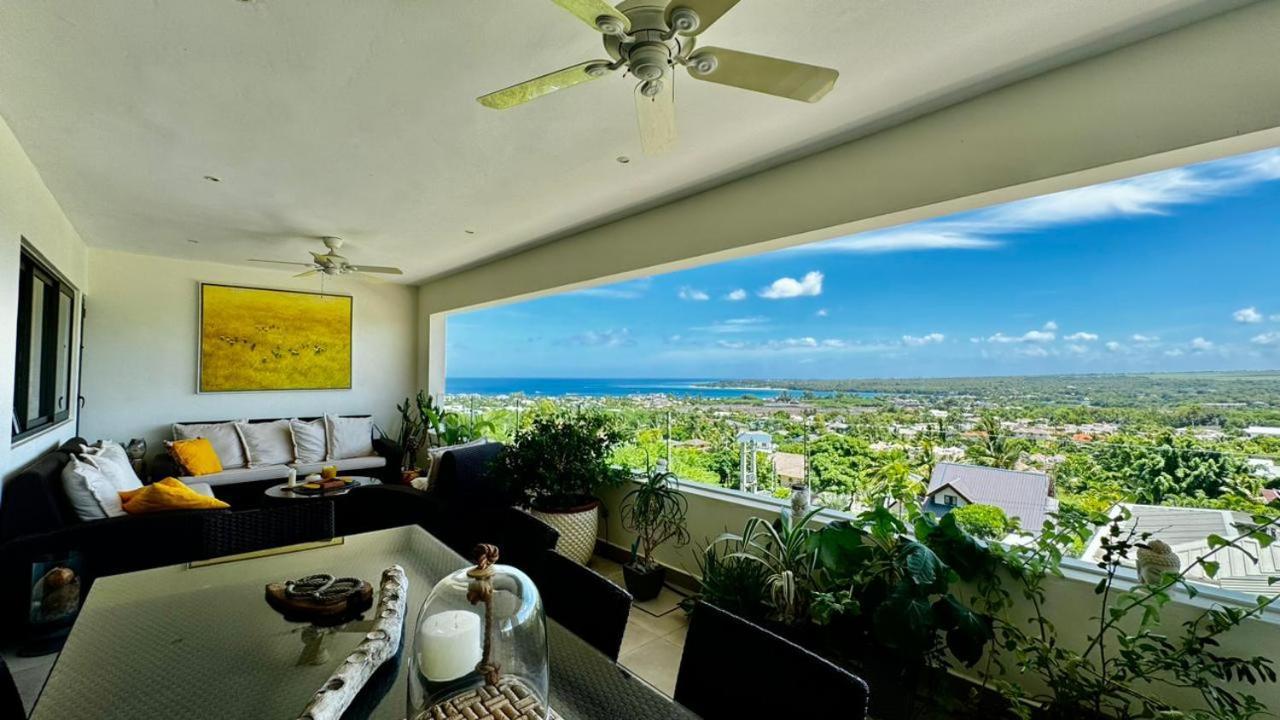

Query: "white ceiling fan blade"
<box><xmin>635</xmin><ymin>76</ymin><xmax>677</xmax><ymax>156</ymax></box>
<box><xmin>665</xmin><ymin>0</ymin><xmax>740</xmax><ymax>36</ymax></box>
<box><xmin>686</xmin><ymin>48</ymin><xmax>838</xmax><ymax>102</ymax></box>
<box><xmin>355</xmin><ymin>272</ymin><xmax>389</xmax><ymax>284</ymax></box>
<box><xmin>351</xmin><ymin>265</ymin><xmax>403</xmax><ymax>275</ymax></box>
<box><xmin>248</xmin><ymin>259</ymin><xmax>315</xmax><ymax>267</ymax></box>
<box><xmin>294</xmin><ymin>270</ymin><xmax>320</xmax><ymax>278</ymax></box>
<box><xmin>550</xmin><ymin>0</ymin><xmax>631</xmax><ymax>35</ymax></box>
<box><xmin>479</xmin><ymin>61</ymin><xmax>615</xmax><ymax>109</ymax></box>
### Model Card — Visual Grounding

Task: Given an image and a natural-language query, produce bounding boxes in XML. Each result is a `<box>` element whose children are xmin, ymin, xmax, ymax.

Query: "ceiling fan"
<box><xmin>248</xmin><ymin>237</ymin><xmax>404</xmax><ymax>279</ymax></box>
<box><xmin>477</xmin><ymin>0</ymin><xmax>839</xmax><ymax>156</ymax></box>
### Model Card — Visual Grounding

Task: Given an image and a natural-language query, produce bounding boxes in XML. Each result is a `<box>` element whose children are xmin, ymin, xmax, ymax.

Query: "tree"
<box><xmin>863</xmin><ymin>450</ymin><xmax>923</xmax><ymax>508</ymax></box>
<box><xmin>948</xmin><ymin>503</ymin><xmax>1011</xmax><ymax>539</ymax></box>
<box><xmin>1095</xmin><ymin>432</ymin><xmax>1250</xmax><ymax>505</ymax></box>
<box><xmin>807</xmin><ymin>434</ymin><xmax>876</xmax><ymax>496</ymax></box>
<box><xmin>969</xmin><ymin>415</ymin><xmax>1023</xmax><ymax>469</ymax></box>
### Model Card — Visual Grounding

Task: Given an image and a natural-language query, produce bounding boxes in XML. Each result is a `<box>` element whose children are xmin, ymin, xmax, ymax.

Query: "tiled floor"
<box><xmin>2</xmin><ymin>645</ymin><xmax>57</xmax><ymax>716</ymax></box>
<box><xmin>3</xmin><ymin>556</ymin><xmax>689</xmax><ymax>715</ymax></box>
<box><xmin>587</xmin><ymin>556</ymin><xmax>689</xmax><ymax>698</ymax></box>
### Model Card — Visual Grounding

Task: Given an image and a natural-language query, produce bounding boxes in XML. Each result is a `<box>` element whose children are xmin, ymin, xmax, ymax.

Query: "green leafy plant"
<box><xmin>687</xmin><ymin>535</ymin><xmax>772</xmax><ymax>622</ymax></box>
<box><xmin>493</xmin><ymin>410</ymin><xmax>627</xmax><ymax>511</ymax></box>
<box><xmin>811</xmin><ymin>506</ymin><xmax>996</xmax><ymax>668</ymax></box>
<box><xmin>980</xmin><ymin>508</ymin><xmax>1280</xmax><ymax>719</ymax></box>
<box><xmin>621</xmin><ymin>457</ymin><xmax>691</xmax><ymax>570</ymax></box>
<box><xmin>713</xmin><ymin>508</ymin><xmax>823</xmax><ymax>625</ymax></box>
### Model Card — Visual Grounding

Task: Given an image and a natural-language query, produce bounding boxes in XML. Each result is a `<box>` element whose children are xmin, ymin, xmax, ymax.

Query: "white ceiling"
<box><xmin>0</xmin><ymin>0</ymin><xmax>1250</xmax><ymax>284</ymax></box>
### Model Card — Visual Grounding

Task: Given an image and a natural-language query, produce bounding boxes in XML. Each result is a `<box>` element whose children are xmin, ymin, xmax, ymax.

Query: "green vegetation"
<box><xmin>948</xmin><ymin>503</ymin><xmax>1010</xmax><ymax>540</ymax></box>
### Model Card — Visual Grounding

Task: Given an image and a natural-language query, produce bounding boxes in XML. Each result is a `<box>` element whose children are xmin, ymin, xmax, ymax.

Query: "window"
<box><xmin>12</xmin><ymin>245</ymin><xmax>76</xmax><ymax>442</ymax></box>
<box><xmin>943</xmin><ymin>495</ymin><xmax>958</xmax><ymax>507</ymax></box>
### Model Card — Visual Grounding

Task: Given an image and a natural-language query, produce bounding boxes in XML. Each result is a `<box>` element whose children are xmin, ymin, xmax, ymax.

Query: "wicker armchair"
<box><xmin>529</xmin><ymin>549</ymin><xmax>632</xmax><ymax>661</ymax></box>
<box><xmin>674</xmin><ymin>601</ymin><xmax>869</xmax><ymax>719</ymax></box>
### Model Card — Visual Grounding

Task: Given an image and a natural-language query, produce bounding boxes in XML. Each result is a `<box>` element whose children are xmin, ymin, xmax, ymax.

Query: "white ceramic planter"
<box><xmin>529</xmin><ymin>499</ymin><xmax>600</xmax><ymax>565</ymax></box>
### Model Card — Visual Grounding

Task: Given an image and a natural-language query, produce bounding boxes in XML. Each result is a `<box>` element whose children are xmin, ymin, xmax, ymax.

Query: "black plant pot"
<box><xmin>623</xmin><ymin>563</ymin><xmax>666</xmax><ymax>601</ymax></box>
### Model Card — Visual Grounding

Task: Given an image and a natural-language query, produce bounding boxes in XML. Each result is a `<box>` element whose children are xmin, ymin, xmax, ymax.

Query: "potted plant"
<box><xmin>620</xmin><ymin>460</ymin><xmax>691</xmax><ymax>600</ymax></box>
<box><xmin>393</xmin><ymin>393</ymin><xmax>428</xmax><ymax>484</ymax></box>
<box><xmin>493</xmin><ymin>411</ymin><xmax>627</xmax><ymax>564</ymax></box>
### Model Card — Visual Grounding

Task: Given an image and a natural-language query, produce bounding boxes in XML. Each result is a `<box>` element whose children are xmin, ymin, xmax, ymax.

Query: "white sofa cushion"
<box><xmin>177</xmin><ymin>464</ymin><xmax>292</xmax><ymax>488</ymax></box>
<box><xmin>235</xmin><ymin>419</ymin><xmax>295</xmax><ymax>467</ymax></box>
<box><xmin>61</xmin><ymin>456</ymin><xmax>112</xmax><ymax>521</ymax></box>
<box><xmin>325</xmin><ymin>415</ymin><xmax>374</xmax><ymax>460</ymax></box>
<box><xmin>173</xmin><ymin>421</ymin><xmax>247</xmax><ymax>469</ymax></box>
<box><xmin>292</xmin><ymin>455</ymin><xmax>386</xmax><ymax>476</ymax></box>
<box><xmin>290</xmin><ymin>418</ymin><xmax>327</xmax><ymax>464</ymax></box>
<box><xmin>79</xmin><ymin>441</ymin><xmax>143</xmax><ymax>515</ymax></box>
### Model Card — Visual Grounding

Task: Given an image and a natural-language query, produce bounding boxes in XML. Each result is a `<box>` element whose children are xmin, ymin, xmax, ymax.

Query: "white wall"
<box><xmin>78</xmin><ymin>248</ymin><xmax>417</xmax><ymax>454</ymax></box>
<box><xmin>0</xmin><ymin>112</ymin><xmax>89</xmax><ymax>492</ymax></box>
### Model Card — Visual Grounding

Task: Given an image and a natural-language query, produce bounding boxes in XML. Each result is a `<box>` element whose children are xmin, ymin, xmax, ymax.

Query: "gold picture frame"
<box><xmin>198</xmin><ymin>283</ymin><xmax>352</xmax><ymax>392</ymax></box>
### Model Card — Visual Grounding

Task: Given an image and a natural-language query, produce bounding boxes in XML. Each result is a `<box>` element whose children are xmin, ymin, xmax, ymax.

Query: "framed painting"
<box><xmin>198</xmin><ymin>283</ymin><xmax>352</xmax><ymax>392</ymax></box>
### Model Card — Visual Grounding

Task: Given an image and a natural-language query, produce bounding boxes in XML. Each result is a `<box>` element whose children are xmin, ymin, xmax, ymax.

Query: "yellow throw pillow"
<box><xmin>120</xmin><ymin>478</ymin><xmax>229</xmax><ymax>514</ymax></box>
<box><xmin>166</xmin><ymin>437</ymin><xmax>223</xmax><ymax>476</ymax></box>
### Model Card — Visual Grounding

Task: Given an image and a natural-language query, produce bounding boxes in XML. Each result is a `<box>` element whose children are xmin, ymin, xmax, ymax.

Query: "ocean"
<box><xmin>445</xmin><ymin>377</ymin><xmax>829</xmax><ymax>400</ymax></box>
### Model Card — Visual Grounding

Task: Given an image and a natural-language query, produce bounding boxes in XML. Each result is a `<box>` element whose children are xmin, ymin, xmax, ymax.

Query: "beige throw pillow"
<box><xmin>235</xmin><ymin>419</ymin><xmax>295</xmax><ymax>467</ymax></box>
<box><xmin>173</xmin><ymin>421</ymin><xmax>247</xmax><ymax>469</ymax></box>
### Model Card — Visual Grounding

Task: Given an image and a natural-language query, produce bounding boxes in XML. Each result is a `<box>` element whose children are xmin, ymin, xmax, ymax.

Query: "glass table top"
<box><xmin>30</xmin><ymin>525</ymin><xmax>699</xmax><ymax>720</ymax></box>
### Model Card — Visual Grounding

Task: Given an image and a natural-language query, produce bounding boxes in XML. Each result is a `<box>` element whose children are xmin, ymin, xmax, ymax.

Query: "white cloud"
<box><xmin>666</xmin><ymin>334</ymin><xmax>682</xmax><ymax>343</ymax></box>
<box><xmin>1190</xmin><ymin>337</ymin><xmax>1214</xmax><ymax>351</ymax></box>
<box><xmin>1131</xmin><ymin>334</ymin><xmax>1160</xmax><ymax>343</ymax></box>
<box><xmin>759</xmin><ymin>271</ymin><xmax>823</xmax><ymax>299</ymax></box>
<box><xmin>1043</xmin><ymin>321</ymin><xmax>1059</xmax><ymax>331</ymax></box>
<box><xmin>808</xmin><ymin>229</ymin><xmax>1002</xmax><ymax>254</ymax></box>
<box><xmin>1253</xmin><ymin>332</ymin><xmax>1280</xmax><ymax>345</ymax></box>
<box><xmin>902</xmin><ymin>333</ymin><xmax>945</xmax><ymax>347</ymax></box>
<box><xmin>1165</xmin><ymin>348</ymin><xmax>1185</xmax><ymax>357</ymax></box>
<box><xmin>988</xmin><ymin>328</ymin><xmax>1055</xmax><ymax>344</ymax></box>
<box><xmin>569</xmin><ymin>278</ymin><xmax>651</xmax><ymax>299</ymax></box>
<box><xmin>678</xmin><ymin>286</ymin><xmax>710</xmax><ymax>301</ymax></box>
<box><xmin>793</xmin><ymin>148</ymin><xmax>1280</xmax><ymax>256</ymax></box>
<box><xmin>692</xmin><ymin>316</ymin><xmax>770</xmax><ymax>334</ymax></box>
<box><xmin>724</xmin><ymin>289</ymin><xmax>747</xmax><ymax>302</ymax></box>
<box><xmin>768</xmin><ymin>337</ymin><xmax>820</xmax><ymax>349</ymax></box>
<box><xmin>715</xmin><ymin>340</ymin><xmax>746</xmax><ymax>349</ymax></box>
<box><xmin>566</xmin><ymin>328</ymin><xmax>634</xmax><ymax>348</ymax></box>
<box><xmin>815</xmin><ymin>308</ymin><xmax>829</xmax><ymax>317</ymax></box>
<box><xmin>1066</xmin><ymin>344</ymin><xmax>1089</xmax><ymax>355</ymax></box>
<box><xmin>821</xmin><ymin>339</ymin><xmax>846</xmax><ymax>348</ymax></box>
<box><xmin>1065</xmin><ymin>331</ymin><xmax>1098</xmax><ymax>342</ymax></box>
<box><xmin>1017</xmin><ymin>346</ymin><xmax>1051</xmax><ymax>358</ymax></box>
<box><xmin>1105</xmin><ymin>341</ymin><xmax>1124</xmax><ymax>352</ymax></box>
<box><xmin>1234</xmin><ymin>306</ymin><xmax>1263</xmax><ymax>323</ymax></box>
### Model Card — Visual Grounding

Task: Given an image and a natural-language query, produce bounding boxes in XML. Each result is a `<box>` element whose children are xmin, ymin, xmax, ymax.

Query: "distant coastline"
<box><xmin>444</xmin><ymin>377</ymin><xmax>835</xmax><ymax>400</ymax></box>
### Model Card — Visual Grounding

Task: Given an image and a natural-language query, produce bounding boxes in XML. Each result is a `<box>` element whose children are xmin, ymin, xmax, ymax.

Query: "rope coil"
<box><xmin>466</xmin><ymin>544</ymin><xmax>502</xmax><ymax>686</ymax></box>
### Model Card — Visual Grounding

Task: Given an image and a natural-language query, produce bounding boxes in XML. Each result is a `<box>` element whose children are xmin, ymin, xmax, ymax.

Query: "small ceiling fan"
<box><xmin>248</xmin><ymin>237</ymin><xmax>404</xmax><ymax>279</ymax></box>
<box><xmin>477</xmin><ymin>0</ymin><xmax>839</xmax><ymax>156</ymax></box>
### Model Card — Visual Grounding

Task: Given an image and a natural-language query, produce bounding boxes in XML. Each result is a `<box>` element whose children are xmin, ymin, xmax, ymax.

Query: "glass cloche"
<box><xmin>409</xmin><ymin>544</ymin><xmax>550</xmax><ymax>720</ymax></box>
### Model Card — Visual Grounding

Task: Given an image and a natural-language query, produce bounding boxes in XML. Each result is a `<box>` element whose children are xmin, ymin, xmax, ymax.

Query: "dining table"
<box><xmin>28</xmin><ymin>525</ymin><xmax>701</xmax><ymax>719</ymax></box>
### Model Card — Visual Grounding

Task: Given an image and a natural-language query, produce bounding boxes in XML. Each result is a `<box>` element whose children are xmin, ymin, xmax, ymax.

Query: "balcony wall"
<box><xmin>596</xmin><ymin>478</ymin><xmax>1280</xmax><ymax>711</ymax></box>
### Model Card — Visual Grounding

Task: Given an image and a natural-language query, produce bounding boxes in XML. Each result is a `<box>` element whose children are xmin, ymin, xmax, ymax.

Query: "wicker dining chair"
<box><xmin>530</xmin><ymin>549</ymin><xmax>632</xmax><ymax>661</ymax></box>
<box><xmin>674</xmin><ymin>601</ymin><xmax>869</xmax><ymax>719</ymax></box>
<box><xmin>0</xmin><ymin>656</ymin><xmax>25</xmax><ymax>720</ymax></box>
<box><xmin>199</xmin><ymin>501</ymin><xmax>336</xmax><ymax>559</ymax></box>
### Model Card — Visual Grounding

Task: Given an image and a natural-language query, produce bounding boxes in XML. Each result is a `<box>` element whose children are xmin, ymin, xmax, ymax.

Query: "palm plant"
<box><xmin>863</xmin><ymin>450</ymin><xmax>923</xmax><ymax>509</ymax></box>
<box><xmin>621</xmin><ymin>457</ymin><xmax>691</xmax><ymax>571</ymax></box>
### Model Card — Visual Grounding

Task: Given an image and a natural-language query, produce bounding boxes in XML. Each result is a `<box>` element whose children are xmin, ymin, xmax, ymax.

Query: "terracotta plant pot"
<box><xmin>623</xmin><ymin>563</ymin><xmax>666</xmax><ymax>601</ymax></box>
<box><xmin>529</xmin><ymin>499</ymin><xmax>600</xmax><ymax>565</ymax></box>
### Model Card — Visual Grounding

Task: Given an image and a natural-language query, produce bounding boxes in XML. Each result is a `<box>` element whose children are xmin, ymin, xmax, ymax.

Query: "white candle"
<box><xmin>417</xmin><ymin>610</ymin><xmax>482</xmax><ymax>682</ymax></box>
<box><xmin>287</xmin><ymin>468</ymin><xmax>298</xmax><ymax>488</ymax></box>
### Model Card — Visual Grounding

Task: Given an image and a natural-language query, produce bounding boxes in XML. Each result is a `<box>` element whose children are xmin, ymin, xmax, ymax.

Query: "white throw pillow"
<box><xmin>325</xmin><ymin>414</ymin><xmax>374</xmax><ymax>460</ymax></box>
<box><xmin>61</xmin><ymin>456</ymin><xmax>111</xmax><ymax>521</ymax></box>
<box><xmin>173</xmin><ymin>421</ymin><xmax>247</xmax><ymax>469</ymax></box>
<box><xmin>290</xmin><ymin>418</ymin><xmax>328</xmax><ymax>464</ymax></box>
<box><xmin>235</xmin><ymin>420</ymin><xmax>295</xmax><ymax>467</ymax></box>
<box><xmin>80</xmin><ymin>441</ymin><xmax>143</xmax><ymax>511</ymax></box>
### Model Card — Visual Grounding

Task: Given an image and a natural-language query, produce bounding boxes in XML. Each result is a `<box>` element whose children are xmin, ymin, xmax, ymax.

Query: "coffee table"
<box><xmin>263</xmin><ymin>475</ymin><xmax>379</xmax><ymax>500</ymax></box>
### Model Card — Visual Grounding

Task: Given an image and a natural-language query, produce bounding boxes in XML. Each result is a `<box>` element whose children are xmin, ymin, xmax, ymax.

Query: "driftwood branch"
<box><xmin>297</xmin><ymin>565</ymin><xmax>408</xmax><ymax>720</ymax></box>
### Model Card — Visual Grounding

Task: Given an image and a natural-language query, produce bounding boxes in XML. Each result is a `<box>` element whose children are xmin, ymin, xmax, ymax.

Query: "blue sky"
<box><xmin>448</xmin><ymin>147</ymin><xmax>1280</xmax><ymax>380</ymax></box>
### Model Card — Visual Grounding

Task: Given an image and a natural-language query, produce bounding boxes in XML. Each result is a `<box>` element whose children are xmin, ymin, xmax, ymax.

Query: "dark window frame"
<box><xmin>12</xmin><ymin>243</ymin><xmax>77</xmax><ymax>443</ymax></box>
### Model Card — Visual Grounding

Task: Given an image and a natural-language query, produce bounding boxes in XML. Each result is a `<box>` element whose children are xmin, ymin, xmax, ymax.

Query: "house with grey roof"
<box><xmin>1083</xmin><ymin>504</ymin><xmax>1280</xmax><ymax>595</ymax></box>
<box><xmin>922</xmin><ymin>462</ymin><xmax>1058</xmax><ymax>533</ymax></box>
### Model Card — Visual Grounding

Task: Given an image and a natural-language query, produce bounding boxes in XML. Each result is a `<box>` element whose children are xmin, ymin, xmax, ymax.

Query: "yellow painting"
<box><xmin>199</xmin><ymin>284</ymin><xmax>352</xmax><ymax>392</ymax></box>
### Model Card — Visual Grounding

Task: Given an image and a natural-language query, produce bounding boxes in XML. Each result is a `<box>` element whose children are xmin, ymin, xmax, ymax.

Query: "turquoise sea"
<box><xmin>445</xmin><ymin>377</ymin><xmax>832</xmax><ymax>400</ymax></box>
